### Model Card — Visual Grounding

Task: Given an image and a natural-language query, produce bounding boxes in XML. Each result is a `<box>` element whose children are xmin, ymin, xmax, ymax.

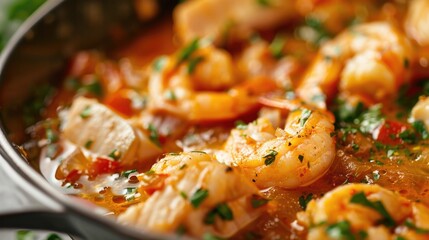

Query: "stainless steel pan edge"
<box><xmin>0</xmin><ymin>0</ymin><xmax>180</xmax><ymax>239</ymax></box>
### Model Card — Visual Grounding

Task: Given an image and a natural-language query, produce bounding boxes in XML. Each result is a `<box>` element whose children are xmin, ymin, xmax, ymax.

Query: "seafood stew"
<box><xmin>10</xmin><ymin>0</ymin><xmax>429</xmax><ymax>239</ymax></box>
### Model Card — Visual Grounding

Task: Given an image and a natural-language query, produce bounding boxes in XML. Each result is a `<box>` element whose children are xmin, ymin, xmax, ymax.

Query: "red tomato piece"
<box><xmin>90</xmin><ymin>157</ymin><xmax>122</xmax><ymax>176</ymax></box>
<box><xmin>65</xmin><ymin>169</ymin><xmax>82</xmax><ymax>183</ymax></box>
<box><xmin>375</xmin><ymin>120</ymin><xmax>408</xmax><ymax>145</ymax></box>
<box><xmin>104</xmin><ymin>90</ymin><xmax>134</xmax><ymax>117</ymax></box>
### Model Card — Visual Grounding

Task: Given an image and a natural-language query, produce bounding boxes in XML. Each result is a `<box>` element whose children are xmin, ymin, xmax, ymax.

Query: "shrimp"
<box><xmin>297</xmin><ymin>22</ymin><xmax>413</xmax><ymax>109</ymax></box>
<box><xmin>222</xmin><ymin>107</ymin><xmax>335</xmax><ymax>189</ymax></box>
<box><xmin>118</xmin><ymin>152</ymin><xmax>267</xmax><ymax>238</ymax></box>
<box><xmin>148</xmin><ymin>41</ymin><xmax>275</xmax><ymax>122</ymax></box>
<box><xmin>174</xmin><ymin>0</ymin><xmax>296</xmax><ymax>44</ymax></box>
<box><xmin>406</xmin><ymin>0</ymin><xmax>429</xmax><ymax>47</ymax></box>
<box><xmin>237</xmin><ymin>41</ymin><xmax>301</xmax><ymax>90</ymax></box>
<box><xmin>296</xmin><ymin>183</ymin><xmax>429</xmax><ymax>240</ymax></box>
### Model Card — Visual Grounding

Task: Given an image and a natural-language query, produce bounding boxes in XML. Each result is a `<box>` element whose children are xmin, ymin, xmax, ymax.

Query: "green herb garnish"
<box><xmin>164</xmin><ymin>89</ymin><xmax>177</xmax><ymax>101</ymax></box>
<box><xmin>177</xmin><ymin>38</ymin><xmax>199</xmax><ymax>65</ymax></box>
<box><xmin>187</xmin><ymin>56</ymin><xmax>204</xmax><ymax>74</ymax></box>
<box><xmin>80</xmin><ymin>105</ymin><xmax>92</xmax><ymax>119</ymax></box>
<box><xmin>263</xmin><ymin>149</ymin><xmax>278</xmax><ymax>166</ymax></box>
<box><xmin>108</xmin><ymin>149</ymin><xmax>121</xmax><ymax>160</ymax></box>
<box><xmin>251</xmin><ymin>195</ymin><xmax>269</xmax><ymax>208</ymax></box>
<box><xmin>148</xmin><ymin>124</ymin><xmax>161</xmax><ymax>147</ymax></box>
<box><xmin>412</xmin><ymin>121</ymin><xmax>429</xmax><ymax>140</ymax></box>
<box><xmin>180</xmin><ymin>191</ymin><xmax>188</xmax><ymax>200</ymax></box>
<box><xmin>121</xmin><ymin>169</ymin><xmax>137</xmax><ymax>178</ymax></box>
<box><xmin>235</xmin><ymin>120</ymin><xmax>248</xmax><ymax>130</ymax></box>
<box><xmin>215</xmin><ymin>203</ymin><xmax>233</xmax><ymax>220</ymax></box>
<box><xmin>190</xmin><ymin>188</ymin><xmax>209</xmax><ymax>208</ymax></box>
<box><xmin>299</xmin><ymin>109</ymin><xmax>312</xmax><ymax>127</ymax></box>
<box><xmin>350</xmin><ymin>191</ymin><xmax>395</xmax><ymax>227</ymax></box>
<box><xmin>298</xmin><ymin>193</ymin><xmax>313</xmax><ymax>210</ymax></box>
<box><xmin>269</xmin><ymin>34</ymin><xmax>286</xmax><ymax>59</ymax></box>
<box><xmin>325</xmin><ymin>220</ymin><xmax>355</xmax><ymax>240</ymax></box>
<box><xmin>256</xmin><ymin>0</ymin><xmax>270</xmax><ymax>7</ymax></box>
<box><xmin>404</xmin><ymin>219</ymin><xmax>429</xmax><ymax>234</ymax></box>
<box><xmin>84</xmin><ymin>140</ymin><xmax>93</xmax><ymax>149</ymax></box>
<box><xmin>153</xmin><ymin>56</ymin><xmax>168</xmax><ymax>72</ymax></box>
<box><xmin>124</xmin><ymin>187</ymin><xmax>137</xmax><ymax>201</ymax></box>
<box><xmin>202</xmin><ymin>233</ymin><xmax>225</xmax><ymax>240</ymax></box>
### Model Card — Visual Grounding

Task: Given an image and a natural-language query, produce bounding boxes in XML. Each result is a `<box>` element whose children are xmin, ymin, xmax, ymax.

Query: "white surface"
<box><xmin>0</xmin><ymin>160</ymin><xmax>71</xmax><ymax>240</ymax></box>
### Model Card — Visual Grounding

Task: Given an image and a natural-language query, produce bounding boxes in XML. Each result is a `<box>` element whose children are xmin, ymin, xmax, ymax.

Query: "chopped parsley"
<box><xmin>269</xmin><ymin>34</ymin><xmax>286</xmax><ymax>59</ymax></box>
<box><xmin>164</xmin><ymin>89</ymin><xmax>177</xmax><ymax>101</ymax></box>
<box><xmin>398</xmin><ymin>130</ymin><xmax>417</xmax><ymax>144</ymax></box>
<box><xmin>148</xmin><ymin>124</ymin><xmax>161</xmax><ymax>147</ymax></box>
<box><xmin>298</xmin><ymin>193</ymin><xmax>313</xmax><ymax>210</ymax></box>
<box><xmin>351</xmin><ymin>143</ymin><xmax>360</xmax><ymax>152</ymax></box>
<box><xmin>45</xmin><ymin>128</ymin><xmax>58</xmax><ymax>144</ymax></box>
<box><xmin>204</xmin><ymin>203</ymin><xmax>233</xmax><ymax>224</ymax></box>
<box><xmin>81</xmin><ymin>79</ymin><xmax>103</xmax><ymax>97</ymax></box>
<box><xmin>235</xmin><ymin>120</ymin><xmax>248</xmax><ymax>130</ymax></box>
<box><xmin>121</xmin><ymin>169</ymin><xmax>137</xmax><ymax>178</ymax></box>
<box><xmin>251</xmin><ymin>195</ymin><xmax>269</xmax><ymax>208</ymax></box>
<box><xmin>215</xmin><ymin>203</ymin><xmax>234</xmax><ymax>220</ymax></box>
<box><xmin>124</xmin><ymin>187</ymin><xmax>137</xmax><ymax>201</ymax></box>
<box><xmin>180</xmin><ymin>191</ymin><xmax>188</xmax><ymax>200</ymax></box>
<box><xmin>256</xmin><ymin>0</ymin><xmax>271</xmax><ymax>7</ymax></box>
<box><xmin>299</xmin><ymin>109</ymin><xmax>312</xmax><ymax>127</ymax></box>
<box><xmin>302</xmin><ymin>17</ymin><xmax>332</xmax><ymax>46</ymax></box>
<box><xmin>190</xmin><ymin>188</ymin><xmax>209</xmax><ymax>208</ymax></box>
<box><xmin>202</xmin><ymin>233</ymin><xmax>225</xmax><ymax>240</ymax></box>
<box><xmin>84</xmin><ymin>140</ymin><xmax>93</xmax><ymax>149</ymax></box>
<box><xmin>359</xmin><ymin>104</ymin><xmax>384</xmax><ymax>134</ymax></box>
<box><xmin>153</xmin><ymin>56</ymin><xmax>168</xmax><ymax>72</ymax></box>
<box><xmin>334</xmin><ymin>100</ymin><xmax>364</xmax><ymax>123</ymax></box>
<box><xmin>372</xmin><ymin>170</ymin><xmax>380</xmax><ymax>181</ymax></box>
<box><xmin>350</xmin><ymin>191</ymin><xmax>395</xmax><ymax>227</ymax></box>
<box><xmin>187</xmin><ymin>56</ymin><xmax>205</xmax><ymax>74</ymax></box>
<box><xmin>80</xmin><ymin>105</ymin><xmax>92</xmax><ymax>119</ymax></box>
<box><xmin>325</xmin><ymin>221</ymin><xmax>355</xmax><ymax>240</ymax></box>
<box><xmin>404</xmin><ymin>219</ymin><xmax>429</xmax><ymax>234</ymax></box>
<box><xmin>412</xmin><ymin>121</ymin><xmax>429</xmax><ymax>140</ymax></box>
<box><xmin>108</xmin><ymin>149</ymin><xmax>121</xmax><ymax>160</ymax></box>
<box><xmin>177</xmin><ymin>38</ymin><xmax>199</xmax><ymax>65</ymax></box>
<box><xmin>263</xmin><ymin>149</ymin><xmax>278</xmax><ymax>166</ymax></box>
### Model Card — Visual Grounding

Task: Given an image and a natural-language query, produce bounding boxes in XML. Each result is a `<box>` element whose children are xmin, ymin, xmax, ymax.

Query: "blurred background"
<box><xmin>0</xmin><ymin>2</ymin><xmax>71</xmax><ymax>240</ymax></box>
<box><xmin>0</xmin><ymin>0</ymin><xmax>46</xmax><ymax>51</ymax></box>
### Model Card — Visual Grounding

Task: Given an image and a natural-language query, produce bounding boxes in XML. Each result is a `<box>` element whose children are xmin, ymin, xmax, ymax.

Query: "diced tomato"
<box><xmin>65</xmin><ymin>169</ymin><xmax>82</xmax><ymax>183</ymax></box>
<box><xmin>375</xmin><ymin>120</ymin><xmax>408</xmax><ymax>145</ymax></box>
<box><xmin>104</xmin><ymin>91</ymin><xmax>134</xmax><ymax>117</ymax></box>
<box><xmin>90</xmin><ymin>157</ymin><xmax>122</xmax><ymax>176</ymax></box>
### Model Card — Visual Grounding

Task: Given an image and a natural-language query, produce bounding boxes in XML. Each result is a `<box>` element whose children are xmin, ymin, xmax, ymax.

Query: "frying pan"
<box><xmin>0</xmin><ymin>0</ymin><xmax>181</xmax><ymax>239</ymax></box>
